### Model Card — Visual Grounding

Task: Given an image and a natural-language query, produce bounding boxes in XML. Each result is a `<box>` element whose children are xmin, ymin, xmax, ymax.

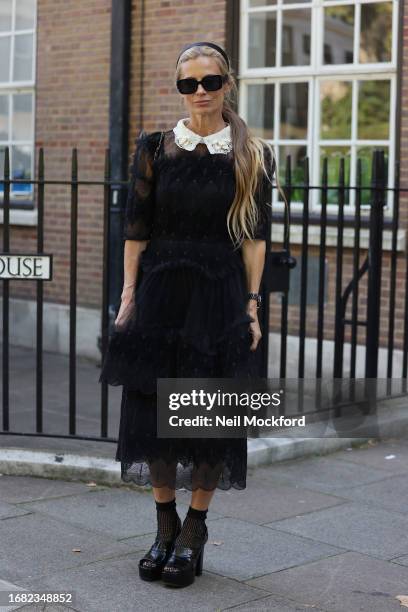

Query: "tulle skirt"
<box><xmin>99</xmin><ymin>238</ymin><xmax>262</xmax><ymax>491</ymax></box>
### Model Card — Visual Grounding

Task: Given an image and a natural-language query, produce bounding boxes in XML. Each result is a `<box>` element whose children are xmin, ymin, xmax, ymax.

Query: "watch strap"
<box><xmin>247</xmin><ymin>292</ymin><xmax>262</xmax><ymax>308</ymax></box>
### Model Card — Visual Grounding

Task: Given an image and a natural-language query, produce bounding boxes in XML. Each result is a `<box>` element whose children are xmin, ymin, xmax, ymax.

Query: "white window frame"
<box><xmin>238</xmin><ymin>0</ymin><xmax>398</xmax><ymax>220</ymax></box>
<box><xmin>0</xmin><ymin>0</ymin><xmax>37</xmax><ymax>206</ymax></box>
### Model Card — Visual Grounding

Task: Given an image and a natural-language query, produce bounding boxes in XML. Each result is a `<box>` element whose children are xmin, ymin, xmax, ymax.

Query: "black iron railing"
<box><xmin>0</xmin><ymin>146</ymin><xmax>407</xmax><ymax>441</ymax></box>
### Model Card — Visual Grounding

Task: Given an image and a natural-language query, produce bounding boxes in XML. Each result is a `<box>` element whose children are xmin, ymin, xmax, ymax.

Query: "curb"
<box><xmin>0</xmin><ymin>436</ymin><xmax>392</xmax><ymax>488</ymax></box>
<box><xmin>0</xmin><ymin>449</ymin><xmax>122</xmax><ymax>487</ymax></box>
<box><xmin>247</xmin><ymin>435</ymin><xmax>369</xmax><ymax>466</ymax></box>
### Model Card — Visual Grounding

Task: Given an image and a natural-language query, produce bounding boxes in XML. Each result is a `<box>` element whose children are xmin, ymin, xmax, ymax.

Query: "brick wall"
<box><xmin>129</xmin><ymin>0</ymin><xmax>227</xmax><ymax>135</ymax></box>
<box><xmin>8</xmin><ymin>0</ymin><xmax>111</xmax><ymax>308</ymax></box>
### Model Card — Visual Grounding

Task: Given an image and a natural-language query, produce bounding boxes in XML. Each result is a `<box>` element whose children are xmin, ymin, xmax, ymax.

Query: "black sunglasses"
<box><xmin>176</xmin><ymin>74</ymin><xmax>228</xmax><ymax>95</ymax></box>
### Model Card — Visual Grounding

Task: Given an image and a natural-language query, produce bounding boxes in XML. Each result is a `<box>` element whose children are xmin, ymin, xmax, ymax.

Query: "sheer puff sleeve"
<box><xmin>123</xmin><ymin>131</ymin><xmax>160</xmax><ymax>241</ymax></box>
<box><xmin>252</xmin><ymin>145</ymin><xmax>275</xmax><ymax>241</ymax></box>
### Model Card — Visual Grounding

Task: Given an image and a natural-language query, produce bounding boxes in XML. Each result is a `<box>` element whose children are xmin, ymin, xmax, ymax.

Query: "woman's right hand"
<box><xmin>114</xmin><ymin>286</ymin><xmax>135</xmax><ymax>327</ymax></box>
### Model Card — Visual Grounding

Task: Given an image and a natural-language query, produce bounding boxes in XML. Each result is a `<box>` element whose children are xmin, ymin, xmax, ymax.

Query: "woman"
<box><xmin>99</xmin><ymin>41</ymin><xmax>282</xmax><ymax>588</ymax></box>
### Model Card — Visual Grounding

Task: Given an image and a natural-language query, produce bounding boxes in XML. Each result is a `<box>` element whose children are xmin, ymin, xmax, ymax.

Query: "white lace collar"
<box><xmin>173</xmin><ymin>117</ymin><xmax>232</xmax><ymax>154</ymax></box>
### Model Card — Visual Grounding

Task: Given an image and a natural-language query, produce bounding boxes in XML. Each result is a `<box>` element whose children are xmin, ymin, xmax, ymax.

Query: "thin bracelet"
<box><xmin>123</xmin><ymin>281</ymin><xmax>136</xmax><ymax>289</ymax></box>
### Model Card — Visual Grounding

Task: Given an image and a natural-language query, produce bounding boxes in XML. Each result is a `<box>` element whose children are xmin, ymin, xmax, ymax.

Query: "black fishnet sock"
<box><xmin>141</xmin><ymin>498</ymin><xmax>180</xmax><ymax>569</ymax></box>
<box><xmin>155</xmin><ymin>497</ymin><xmax>180</xmax><ymax>542</ymax></box>
<box><xmin>175</xmin><ymin>505</ymin><xmax>208</xmax><ymax>549</ymax></box>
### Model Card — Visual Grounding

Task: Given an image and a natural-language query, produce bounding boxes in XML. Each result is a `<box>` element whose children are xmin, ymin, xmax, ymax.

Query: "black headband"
<box><xmin>176</xmin><ymin>41</ymin><xmax>230</xmax><ymax>71</ymax></box>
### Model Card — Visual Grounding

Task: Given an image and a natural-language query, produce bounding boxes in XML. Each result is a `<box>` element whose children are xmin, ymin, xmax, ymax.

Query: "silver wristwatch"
<box><xmin>247</xmin><ymin>292</ymin><xmax>262</xmax><ymax>309</ymax></box>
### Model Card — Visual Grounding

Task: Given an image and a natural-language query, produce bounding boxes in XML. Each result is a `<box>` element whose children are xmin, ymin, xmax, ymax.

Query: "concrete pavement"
<box><xmin>0</xmin><ymin>436</ymin><xmax>407</xmax><ymax>611</ymax></box>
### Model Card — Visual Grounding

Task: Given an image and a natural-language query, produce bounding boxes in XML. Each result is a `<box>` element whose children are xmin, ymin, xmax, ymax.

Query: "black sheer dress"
<box><xmin>99</xmin><ymin>128</ymin><xmax>274</xmax><ymax>491</ymax></box>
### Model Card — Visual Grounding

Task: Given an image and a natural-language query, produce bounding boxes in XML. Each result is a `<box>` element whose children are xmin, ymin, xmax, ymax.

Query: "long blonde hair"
<box><xmin>176</xmin><ymin>45</ymin><xmax>289</xmax><ymax>249</ymax></box>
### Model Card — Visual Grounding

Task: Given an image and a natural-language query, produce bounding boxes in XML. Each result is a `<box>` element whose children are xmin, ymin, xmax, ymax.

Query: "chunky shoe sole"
<box><xmin>161</xmin><ymin>545</ymin><xmax>204</xmax><ymax>588</ymax></box>
<box><xmin>139</xmin><ymin>563</ymin><xmax>164</xmax><ymax>581</ymax></box>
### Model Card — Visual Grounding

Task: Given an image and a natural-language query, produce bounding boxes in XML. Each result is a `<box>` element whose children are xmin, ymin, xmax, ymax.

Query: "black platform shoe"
<box><xmin>138</xmin><ymin>514</ymin><xmax>182</xmax><ymax>581</ymax></box>
<box><xmin>161</xmin><ymin>524</ymin><xmax>208</xmax><ymax>587</ymax></box>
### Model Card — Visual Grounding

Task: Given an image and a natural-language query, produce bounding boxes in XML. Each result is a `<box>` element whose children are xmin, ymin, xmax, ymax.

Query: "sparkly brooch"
<box><xmin>211</xmin><ymin>139</ymin><xmax>233</xmax><ymax>153</ymax></box>
<box><xmin>176</xmin><ymin>135</ymin><xmax>194</xmax><ymax>147</ymax></box>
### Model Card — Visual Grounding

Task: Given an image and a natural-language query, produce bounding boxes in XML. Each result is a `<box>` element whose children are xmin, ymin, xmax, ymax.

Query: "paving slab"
<box><xmin>13</xmin><ymin>607</ymin><xmax>78</xmax><ymax>612</ymax></box>
<box><xmin>253</xmin><ymin>454</ymin><xmax>393</xmax><ymax>495</ymax></box>
<box><xmin>391</xmin><ymin>554</ymin><xmax>408</xmax><ymax>567</ymax></box>
<box><xmin>176</xmin><ymin>475</ymin><xmax>346</xmax><ymax>525</ymax></box>
<box><xmin>329</xmin><ymin>474</ymin><xmax>408</xmax><ymax>515</ymax></box>
<box><xmin>21</xmin><ymin>553</ymin><xmax>270</xmax><ymax>612</ymax></box>
<box><xmin>222</xmin><ymin>595</ymin><xmax>328</xmax><ymax>611</ymax></box>
<box><xmin>122</xmin><ymin>517</ymin><xmax>341</xmax><ymax>582</ymax></box>
<box><xmin>333</xmin><ymin>438</ymin><xmax>408</xmax><ymax>474</ymax></box>
<box><xmin>18</xmin><ymin>488</ymin><xmax>219</xmax><ymax>540</ymax></box>
<box><xmin>0</xmin><ymin>475</ymin><xmax>93</xmax><ymax>504</ymax></box>
<box><xmin>0</xmin><ymin>502</ymin><xmax>32</xmax><ymax>520</ymax></box>
<box><xmin>266</xmin><ymin>501</ymin><xmax>408</xmax><ymax>560</ymax></box>
<box><xmin>0</xmin><ymin>578</ymin><xmax>41</xmax><ymax>612</ymax></box>
<box><xmin>0</xmin><ymin>512</ymin><xmax>143</xmax><ymax>584</ymax></box>
<box><xmin>16</xmin><ymin>488</ymin><xmax>159</xmax><ymax>539</ymax></box>
<box><xmin>246</xmin><ymin>551</ymin><xmax>408</xmax><ymax>611</ymax></box>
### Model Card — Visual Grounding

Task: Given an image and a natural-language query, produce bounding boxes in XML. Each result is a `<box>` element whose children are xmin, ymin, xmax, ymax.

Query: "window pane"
<box><xmin>16</xmin><ymin>0</ymin><xmax>36</xmax><ymax>30</ymax></box>
<box><xmin>323</xmin><ymin>6</ymin><xmax>354</xmax><ymax>65</ymax></box>
<box><xmin>249</xmin><ymin>0</ymin><xmax>276</xmax><ymax>5</ymax></box>
<box><xmin>283</xmin><ymin>0</ymin><xmax>311</xmax><ymax>5</ymax></box>
<box><xmin>0</xmin><ymin>0</ymin><xmax>12</xmax><ymax>31</ymax></box>
<box><xmin>356</xmin><ymin>146</ymin><xmax>389</xmax><ymax>204</ymax></box>
<box><xmin>0</xmin><ymin>95</ymin><xmax>9</xmax><ymax>139</ymax></box>
<box><xmin>247</xmin><ymin>84</ymin><xmax>274</xmax><ymax>139</ymax></box>
<box><xmin>248</xmin><ymin>12</ymin><xmax>277</xmax><ymax>68</ymax></box>
<box><xmin>281</xmin><ymin>9</ymin><xmax>311</xmax><ymax>66</ymax></box>
<box><xmin>319</xmin><ymin>146</ymin><xmax>351</xmax><ymax>205</ymax></box>
<box><xmin>320</xmin><ymin>80</ymin><xmax>352</xmax><ymax>139</ymax></box>
<box><xmin>358</xmin><ymin>80</ymin><xmax>390</xmax><ymax>139</ymax></box>
<box><xmin>12</xmin><ymin>144</ymin><xmax>32</xmax><ymax>195</ymax></box>
<box><xmin>13</xmin><ymin>33</ymin><xmax>34</xmax><ymax>80</ymax></box>
<box><xmin>278</xmin><ymin>144</ymin><xmax>307</xmax><ymax>202</ymax></box>
<box><xmin>0</xmin><ymin>36</ymin><xmax>11</xmax><ymax>81</ymax></box>
<box><xmin>360</xmin><ymin>2</ymin><xmax>392</xmax><ymax>63</ymax></box>
<box><xmin>12</xmin><ymin>93</ymin><xmax>32</xmax><ymax>140</ymax></box>
<box><xmin>280</xmin><ymin>82</ymin><xmax>308</xmax><ymax>139</ymax></box>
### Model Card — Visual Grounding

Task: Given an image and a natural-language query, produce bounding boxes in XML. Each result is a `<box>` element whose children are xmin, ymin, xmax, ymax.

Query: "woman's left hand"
<box><xmin>247</xmin><ymin>306</ymin><xmax>262</xmax><ymax>351</ymax></box>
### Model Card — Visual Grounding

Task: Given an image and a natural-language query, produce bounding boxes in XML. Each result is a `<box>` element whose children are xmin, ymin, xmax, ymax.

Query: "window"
<box><xmin>0</xmin><ymin>0</ymin><xmax>37</xmax><ymax>204</ymax></box>
<box><xmin>240</xmin><ymin>0</ymin><xmax>397</xmax><ymax>215</ymax></box>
